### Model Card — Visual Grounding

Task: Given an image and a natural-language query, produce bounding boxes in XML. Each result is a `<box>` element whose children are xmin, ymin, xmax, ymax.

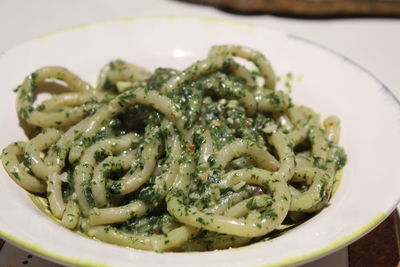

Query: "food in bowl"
<box><xmin>1</xmin><ymin>45</ymin><xmax>346</xmax><ymax>252</ymax></box>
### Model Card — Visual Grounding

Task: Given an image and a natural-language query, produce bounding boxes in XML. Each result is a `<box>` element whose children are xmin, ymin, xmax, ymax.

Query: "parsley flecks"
<box><xmin>107</xmin><ymin>182</ymin><xmax>122</xmax><ymax>194</ymax></box>
<box><xmin>261</xmin><ymin>209</ymin><xmax>278</xmax><ymax>220</ymax></box>
<box><xmin>139</xmin><ymin>187</ymin><xmax>160</xmax><ymax>205</ymax></box>
<box><xmin>265</xmin><ymin>92</ymin><xmax>281</xmax><ymax>105</ymax></box>
<box><xmin>94</xmin><ymin>149</ymin><xmax>107</xmax><ymax>163</ymax></box>
<box><xmin>23</xmin><ymin>153</ymin><xmax>32</xmax><ymax>168</ymax></box>
<box><xmin>319</xmin><ymin>176</ymin><xmax>329</xmax><ymax>199</ymax></box>
<box><xmin>36</xmin><ymin>104</ymin><xmax>45</xmax><ymax>111</ymax></box>
<box><xmin>246</xmin><ymin>198</ymin><xmax>258</xmax><ymax>210</ymax></box>
<box><xmin>196</xmin><ymin>217</ymin><xmax>209</xmax><ymax>225</ymax></box>
<box><xmin>11</xmin><ymin>171</ymin><xmax>21</xmax><ymax>180</ymax></box>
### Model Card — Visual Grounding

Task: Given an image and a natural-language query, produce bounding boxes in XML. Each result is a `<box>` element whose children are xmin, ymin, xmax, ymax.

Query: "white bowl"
<box><xmin>0</xmin><ymin>16</ymin><xmax>400</xmax><ymax>267</ymax></box>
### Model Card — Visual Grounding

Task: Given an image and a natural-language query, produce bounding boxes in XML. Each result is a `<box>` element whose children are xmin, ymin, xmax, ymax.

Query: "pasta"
<box><xmin>1</xmin><ymin>45</ymin><xmax>347</xmax><ymax>252</ymax></box>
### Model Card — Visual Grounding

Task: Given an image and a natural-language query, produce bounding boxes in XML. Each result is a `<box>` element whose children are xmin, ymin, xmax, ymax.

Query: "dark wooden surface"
<box><xmin>180</xmin><ymin>0</ymin><xmax>400</xmax><ymax>17</ymax></box>
<box><xmin>348</xmin><ymin>211</ymin><xmax>400</xmax><ymax>267</ymax></box>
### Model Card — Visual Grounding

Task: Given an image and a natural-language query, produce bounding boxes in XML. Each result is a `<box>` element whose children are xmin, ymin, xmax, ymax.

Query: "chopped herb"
<box><xmin>11</xmin><ymin>171</ymin><xmax>20</xmax><ymax>180</ymax></box>
<box><xmin>246</xmin><ymin>198</ymin><xmax>258</xmax><ymax>210</ymax></box>
<box><xmin>196</xmin><ymin>217</ymin><xmax>209</xmax><ymax>225</ymax></box>
<box><xmin>36</xmin><ymin>104</ymin><xmax>45</xmax><ymax>111</ymax></box>
<box><xmin>23</xmin><ymin>153</ymin><xmax>32</xmax><ymax>167</ymax></box>
<box><xmin>261</xmin><ymin>209</ymin><xmax>278</xmax><ymax>220</ymax></box>
<box><xmin>107</xmin><ymin>182</ymin><xmax>122</xmax><ymax>194</ymax></box>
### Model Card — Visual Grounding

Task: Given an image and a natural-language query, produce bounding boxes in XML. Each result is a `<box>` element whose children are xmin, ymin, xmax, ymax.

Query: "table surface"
<box><xmin>0</xmin><ymin>0</ymin><xmax>399</xmax><ymax>266</ymax></box>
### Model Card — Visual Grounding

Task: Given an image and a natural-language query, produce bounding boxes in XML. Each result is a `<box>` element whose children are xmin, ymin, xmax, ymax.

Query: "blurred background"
<box><xmin>0</xmin><ymin>0</ymin><xmax>399</xmax><ymax>266</ymax></box>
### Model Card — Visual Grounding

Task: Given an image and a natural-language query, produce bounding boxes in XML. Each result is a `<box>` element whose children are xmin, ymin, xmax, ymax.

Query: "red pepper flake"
<box><xmin>255</xmin><ymin>188</ymin><xmax>264</xmax><ymax>195</ymax></box>
<box><xmin>228</xmin><ymin>65</ymin><xmax>237</xmax><ymax>72</ymax></box>
<box><xmin>187</xmin><ymin>145</ymin><xmax>196</xmax><ymax>151</ymax></box>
